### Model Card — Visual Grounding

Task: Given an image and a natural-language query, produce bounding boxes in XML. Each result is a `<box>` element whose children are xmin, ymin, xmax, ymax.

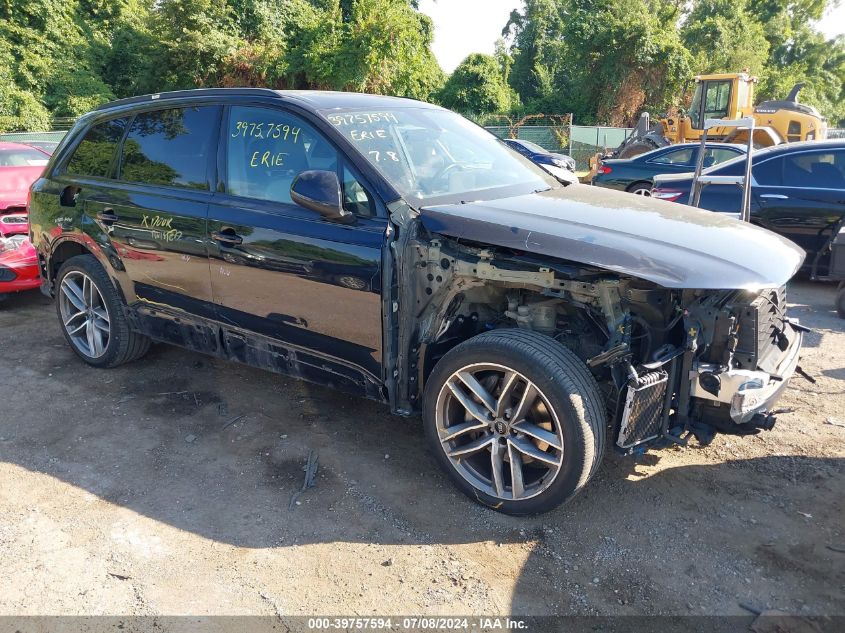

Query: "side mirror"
<box><xmin>290</xmin><ymin>170</ymin><xmax>354</xmax><ymax>223</ymax></box>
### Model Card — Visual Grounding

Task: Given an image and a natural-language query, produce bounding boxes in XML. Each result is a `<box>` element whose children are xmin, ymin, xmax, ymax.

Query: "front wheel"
<box><xmin>423</xmin><ymin>329</ymin><xmax>606</xmax><ymax>515</ymax></box>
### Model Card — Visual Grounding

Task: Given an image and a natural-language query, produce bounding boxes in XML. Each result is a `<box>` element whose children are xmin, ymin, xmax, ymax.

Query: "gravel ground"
<box><xmin>0</xmin><ymin>280</ymin><xmax>842</xmax><ymax>618</ymax></box>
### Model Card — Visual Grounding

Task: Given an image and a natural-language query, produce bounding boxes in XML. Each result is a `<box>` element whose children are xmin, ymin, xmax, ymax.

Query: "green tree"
<box><xmin>505</xmin><ymin>0</ymin><xmax>692</xmax><ymax>125</ymax></box>
<box><xmin>439</xmin><ymin>53</ymin><xmax>514</xmax><ymax>114</ymax></box>
<box><xmin>681</xmin><ymin>0</ymin><xmax>770</xmax><ymax>76</ymax></box>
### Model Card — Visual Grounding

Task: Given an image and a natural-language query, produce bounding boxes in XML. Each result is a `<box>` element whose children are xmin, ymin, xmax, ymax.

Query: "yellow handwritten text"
<box><xmin>231</xmin><ymin>121</ymin><xmax>301</xmax><ymax>143</ymax></box>
<box><xmin>250</xmin><ymin>151</ymin><xmax>288</xmax><ymax>168</ymax></box>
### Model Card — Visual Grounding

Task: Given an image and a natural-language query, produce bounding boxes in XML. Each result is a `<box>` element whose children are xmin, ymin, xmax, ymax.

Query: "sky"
<box><xmin>417</xmin><ymin>0</ymin><xmax>519</xmax><ymax>73</ymax></box>
<box><xmin>418</xmin><ymin>0</ymin><xmax>845</xmax><ymax>74</ymax></box>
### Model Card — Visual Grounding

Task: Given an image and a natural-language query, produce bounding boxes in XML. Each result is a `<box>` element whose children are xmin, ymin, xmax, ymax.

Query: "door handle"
<box><xmin>211</xmin><ymin>230</ymin><xmax>243</xmax><ymax>246</ymax></box>
<box><xmin>96</xmin><ymin>209</ymin><xmax>119</xmax><ymax>224</ymax></box>
<box><xmin>760</xmin><ymin>194</ymin><xmax>789</xmax><ymax>200</ymax></box>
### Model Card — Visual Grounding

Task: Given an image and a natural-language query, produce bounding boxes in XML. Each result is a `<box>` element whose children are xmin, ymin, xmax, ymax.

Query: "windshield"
<box><xmin>514</xmin><ymin>139</ymin><xmax>548</xmax><ymax>154</ymax></box>
<box><xmin>322</xmin><ymin>107</ymin><xmax>555</xmax><ymax>204</ymax></box>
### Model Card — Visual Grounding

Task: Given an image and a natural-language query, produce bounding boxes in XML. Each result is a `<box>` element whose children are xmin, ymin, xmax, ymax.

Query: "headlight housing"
<box><xmin>552</xmin><ymin>157</ymin><xmax>576</xmax><ymax>171</ymax></box>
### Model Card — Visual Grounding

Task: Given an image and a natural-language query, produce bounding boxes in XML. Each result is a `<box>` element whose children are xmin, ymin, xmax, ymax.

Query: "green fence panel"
<box><xmin>0</xmin><ymin>131</ymin><xmax>67</xmax><ymax>143</ymax></box>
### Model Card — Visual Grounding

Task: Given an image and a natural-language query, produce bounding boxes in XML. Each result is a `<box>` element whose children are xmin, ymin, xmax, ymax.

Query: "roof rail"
<box><xmin>94</xmin><ymin>88</ymin><xmax>281</xmax><ymax>111</ymax></box>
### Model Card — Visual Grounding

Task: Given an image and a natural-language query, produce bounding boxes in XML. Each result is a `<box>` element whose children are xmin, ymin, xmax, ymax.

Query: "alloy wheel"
<box><xmin>58</xmin><ymin>271</ymin><xmax>111</xmax><ymax>358</ymax></box>
<box><xmin>633</xmin><ymin>187</ymin><xmax>651</xmax><ymax>196</ymax></box>
<box><xmin>435</xmin><ymin>363</ymin><xmax>565</xmax><ymax>501</ymax></box>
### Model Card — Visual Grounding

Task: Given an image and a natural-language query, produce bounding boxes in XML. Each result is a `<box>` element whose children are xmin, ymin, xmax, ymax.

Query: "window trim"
<box><xmin>217</xmin><ymin>103</ymin><xmax>386</xmax><ymax>220</ymax></box>
<box><xmin>57</xmin><ymin>114</ymin><xmax>131</xmax><ymax>181</ymax></box>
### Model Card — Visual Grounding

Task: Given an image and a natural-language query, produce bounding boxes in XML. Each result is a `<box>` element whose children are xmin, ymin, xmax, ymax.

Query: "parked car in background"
<box><xmin>503</xmin><ymin>138</ymin><xmax>578</xmax><ymax>184</ymax></box>
<box><xmin>593</xmin><ymin>143</ymin><xmax>746</xmax><ymax>195</ymax></box>
<box><xmin>652</xmin><ymin>139</ymin><xmax>845</xmax><ymax>276</ymax></box>
<box><xmin>30</xmin><ymin>89</ymin><xmax>805</xmax><ymax>514</ymax></box>
<box><xmin>0</xmin><ymin>142</ymin><xmax>50</xmax><ymax>212</ymax></box>
<box><xmin>21</xmin><ymin>140</ymin><xmax>59</xmax><ymax>155</ymax></box>
<box><xmin>0</xmin><ymin>142</ymin><xmax>49</xmax><ymax>302</ymax></box>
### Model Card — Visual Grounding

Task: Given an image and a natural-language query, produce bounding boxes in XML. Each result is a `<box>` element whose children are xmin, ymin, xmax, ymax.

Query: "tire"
<box><xmin>55</xmin><ymin>254</ymin><xmax>150</xmax><ymax>367</ymax></box>
<box><xmin>837</xmin><ymin>286</ymin><xmax>845</xmax><ymax>319</ymax></box>
<box><xmin>423</xmin><ymin>328</ymin><xmax>606</xmax><ymax>515</ymax></box>
<box><xmin>627</xmin><ymin>181</ymin><xmax>653</xmax><ymax>196</ymax></box>
<box><xmin>617</xmin><ymin>140</ymin><xmax>657</xmax><ymax>159</ymax></box>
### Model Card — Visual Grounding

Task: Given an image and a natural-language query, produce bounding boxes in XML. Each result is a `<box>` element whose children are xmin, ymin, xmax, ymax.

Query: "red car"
<box><xmin>0</xmin><ymin>142</ymin><xmax>50</xmax><ymax>302</ymax></box>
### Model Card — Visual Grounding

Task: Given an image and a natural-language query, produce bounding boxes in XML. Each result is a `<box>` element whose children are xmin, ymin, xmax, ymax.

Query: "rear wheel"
<box><xmin>56</xmin><ymin>254</ymin><xmax>150</xmax><ymax>367</ymax></box>
<box><xmin>627</xmin><ymin>181</ymin><xmax>653</xmax><ymax>196</ymax></box>
<box><xmin>423</xmin><ymin>329</ymin><xmax>606</xmax><ymax>515</ymax></box>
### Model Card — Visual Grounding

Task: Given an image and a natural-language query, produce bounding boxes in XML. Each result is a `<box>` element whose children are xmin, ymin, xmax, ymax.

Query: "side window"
<box><xmin>342</xmin><ymin>166</ymin><xmax>375</xmax><ymax>217</ymax></box>
<box><xmin>753</xmin><ymin>157</ymin><xmax>785</xmax><ymax>186</ymax></box>
<box><xmin>649</xmin><ymin>148</ymin><xmax>693</xmax><ymax>165</ymax></box>
<box><xmin>782</xmin><ymin>151</ymin><xmax>845</xmax><ymax>189</ymax></box>
<box><xmin>702</xmin><ymin>147</ymin><xmax>741</xmax><ymax>168</ymax></box>
<box><xmin>119</xmin><ymin>106</ymin><xmax>218</xmax><ymax>189</ymax></box>
<box><xmin>65</xmin><ymin>118</ymin><xmax>128</xmax><ymax>178</ymax></box>
<box><xmin>226</xmin><ymin>106</ymin><xmax>337</xmax><ymax>205</ymax></box>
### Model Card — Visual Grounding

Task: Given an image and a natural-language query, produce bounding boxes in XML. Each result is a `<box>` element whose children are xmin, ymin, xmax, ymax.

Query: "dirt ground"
<box><xmin>0</xmin><ymin>280</ymin><xmax>843</xmax><ymax>618</ymax></box>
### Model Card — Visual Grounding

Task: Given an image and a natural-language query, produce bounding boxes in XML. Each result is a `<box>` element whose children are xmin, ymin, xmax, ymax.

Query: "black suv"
<box><xmin>30</xmin><ymin>89</ymin><xmax>805</xmax><ymax>514</ymax></box>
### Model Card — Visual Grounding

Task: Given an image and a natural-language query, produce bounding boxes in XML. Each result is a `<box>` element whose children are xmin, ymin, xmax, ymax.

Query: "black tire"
<box><xmin>423</xmin><ymin>329</ymin><xmax>606</xmax><ymax>515</ymax></box>
<box><xmin>617</xmin><ymin>140</ymin><xmax>656</xmax><ymax>159</ymax></box>
<box><xmin>627</xmin><ymin>181</ymin><xmax>653</xmax><ymax>196</ymax></box>
<box><xmin>837</xmin><ymin>286</ymin><xmax>845</xmax><ymax>319</ymax></box>
<box><xmin>55</xmin><ymin>254</ymin><xmax>150</xmax><ymax>367</ymax></box>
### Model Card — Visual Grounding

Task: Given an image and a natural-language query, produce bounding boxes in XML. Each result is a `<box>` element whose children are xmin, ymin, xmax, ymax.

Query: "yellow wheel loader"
<box><xmin>607</xmin><ymin>72</ymin><xmax>827</xmax><ymax>160</ymax></box>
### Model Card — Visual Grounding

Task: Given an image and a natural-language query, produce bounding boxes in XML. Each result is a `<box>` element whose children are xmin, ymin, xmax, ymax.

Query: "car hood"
<box><xmin>419</xmin><ymin>185</ymin><xmax>804</xmax><ymax>290</ymax></box>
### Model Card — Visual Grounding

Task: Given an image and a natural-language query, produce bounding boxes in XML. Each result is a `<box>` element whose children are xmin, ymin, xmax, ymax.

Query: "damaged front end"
<box><xmin>385</xmin><ymin>199</ymin><xmax>805</xmax><ymax>453</ymax></box>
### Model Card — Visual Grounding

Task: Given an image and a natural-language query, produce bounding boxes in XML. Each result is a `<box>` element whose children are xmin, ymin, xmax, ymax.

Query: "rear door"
<box><xmin>92</xmin><ymin>105</ymin><xmax>220</xmax><ymax>314</ymax></box>
<box><xmin>752</xmin><ymin>149</ymin><xmax>845</xmax><ymax>272</ymax></box>
<box><xmin>206</xmin><ymin>104</ymin><xmax>386</xmax><ymax>384</ymax></box>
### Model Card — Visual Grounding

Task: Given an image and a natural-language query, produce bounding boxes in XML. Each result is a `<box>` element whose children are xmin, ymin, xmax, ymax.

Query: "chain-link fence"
<box><xmin>485</xmin><ymin>124</ymin><xmax>633</xmax><ymax>171</ymax></box>
<box><xmin>0</xmin><ymin>130</ymin><xmax>67</xmax><ymax>143</ymax></box>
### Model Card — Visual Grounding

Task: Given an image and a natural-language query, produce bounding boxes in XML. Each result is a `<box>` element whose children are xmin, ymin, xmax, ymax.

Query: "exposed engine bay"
<box><xmin>390</xmin><ymin>224</ymin><xmax>804</xmax><ymax>452</ymax></box>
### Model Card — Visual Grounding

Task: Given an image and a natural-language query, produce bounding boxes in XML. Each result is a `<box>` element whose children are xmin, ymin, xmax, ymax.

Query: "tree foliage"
<box><xmin>0</xmin><ymin>0</ymin><xmax>444</xmax><ymax>131</ymax></box>
<box><xmin>0</xmin><ymin>0</ymin><xmax>842</xmax><ymax>132</ymax></box>
<box><xmin>439</xmin><ymin>53</ymin><xmax>517</xmax><ymax>114</ymax></box>
<box><xmin>503</xmin><ymin>0</ymin><xmax>844</xmax><ymax>125</ymax></box>
<box><xmin>503</xmin><ymin>0</ymin><xmax>693</xmax><ymax>126</ymax></box>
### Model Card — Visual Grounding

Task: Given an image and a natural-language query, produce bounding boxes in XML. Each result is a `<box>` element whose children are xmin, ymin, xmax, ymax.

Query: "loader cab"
<box><xmin>687</xmin><ymin>74</ymin><xmax>754</xmax><ymax>131</ymax></box>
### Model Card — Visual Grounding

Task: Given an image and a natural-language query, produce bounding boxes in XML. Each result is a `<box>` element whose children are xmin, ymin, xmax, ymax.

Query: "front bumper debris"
<box><xmin>690</xmin><ymin>322</ymin><xmax>803</xmax><ymax>424</ymax></box>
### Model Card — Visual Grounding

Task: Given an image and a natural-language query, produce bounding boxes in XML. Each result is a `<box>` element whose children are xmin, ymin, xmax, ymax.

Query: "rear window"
<box><xmin>119</xmin><ymin>106</ymin><xmax>219</xmax><ymax>189</ymax></box>
<box><xmin>65</xmin><ymin>118</ymin><xmax>128</xmax><ymax>178</ymax></box>
<box><xmin>0</xmin><ymin>147</ymin><xmax>48</xmax><ymax>167</ymax></box>
<box><xmin>649</xmin><ymin>148</ymin><xmax>693</xmax><ymax>165</ymax></box>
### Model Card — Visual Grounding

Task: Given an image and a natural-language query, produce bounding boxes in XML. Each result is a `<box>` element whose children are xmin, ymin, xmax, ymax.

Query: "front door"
<box><xmin>752</xmin><ymin>149</ymin><xmax>845</xmax><ymax>274</ymax></box>
<box><xmin>207</xmin><ymin>104</ymin><xmax>385</xmax><ymax>383</ymax></box>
